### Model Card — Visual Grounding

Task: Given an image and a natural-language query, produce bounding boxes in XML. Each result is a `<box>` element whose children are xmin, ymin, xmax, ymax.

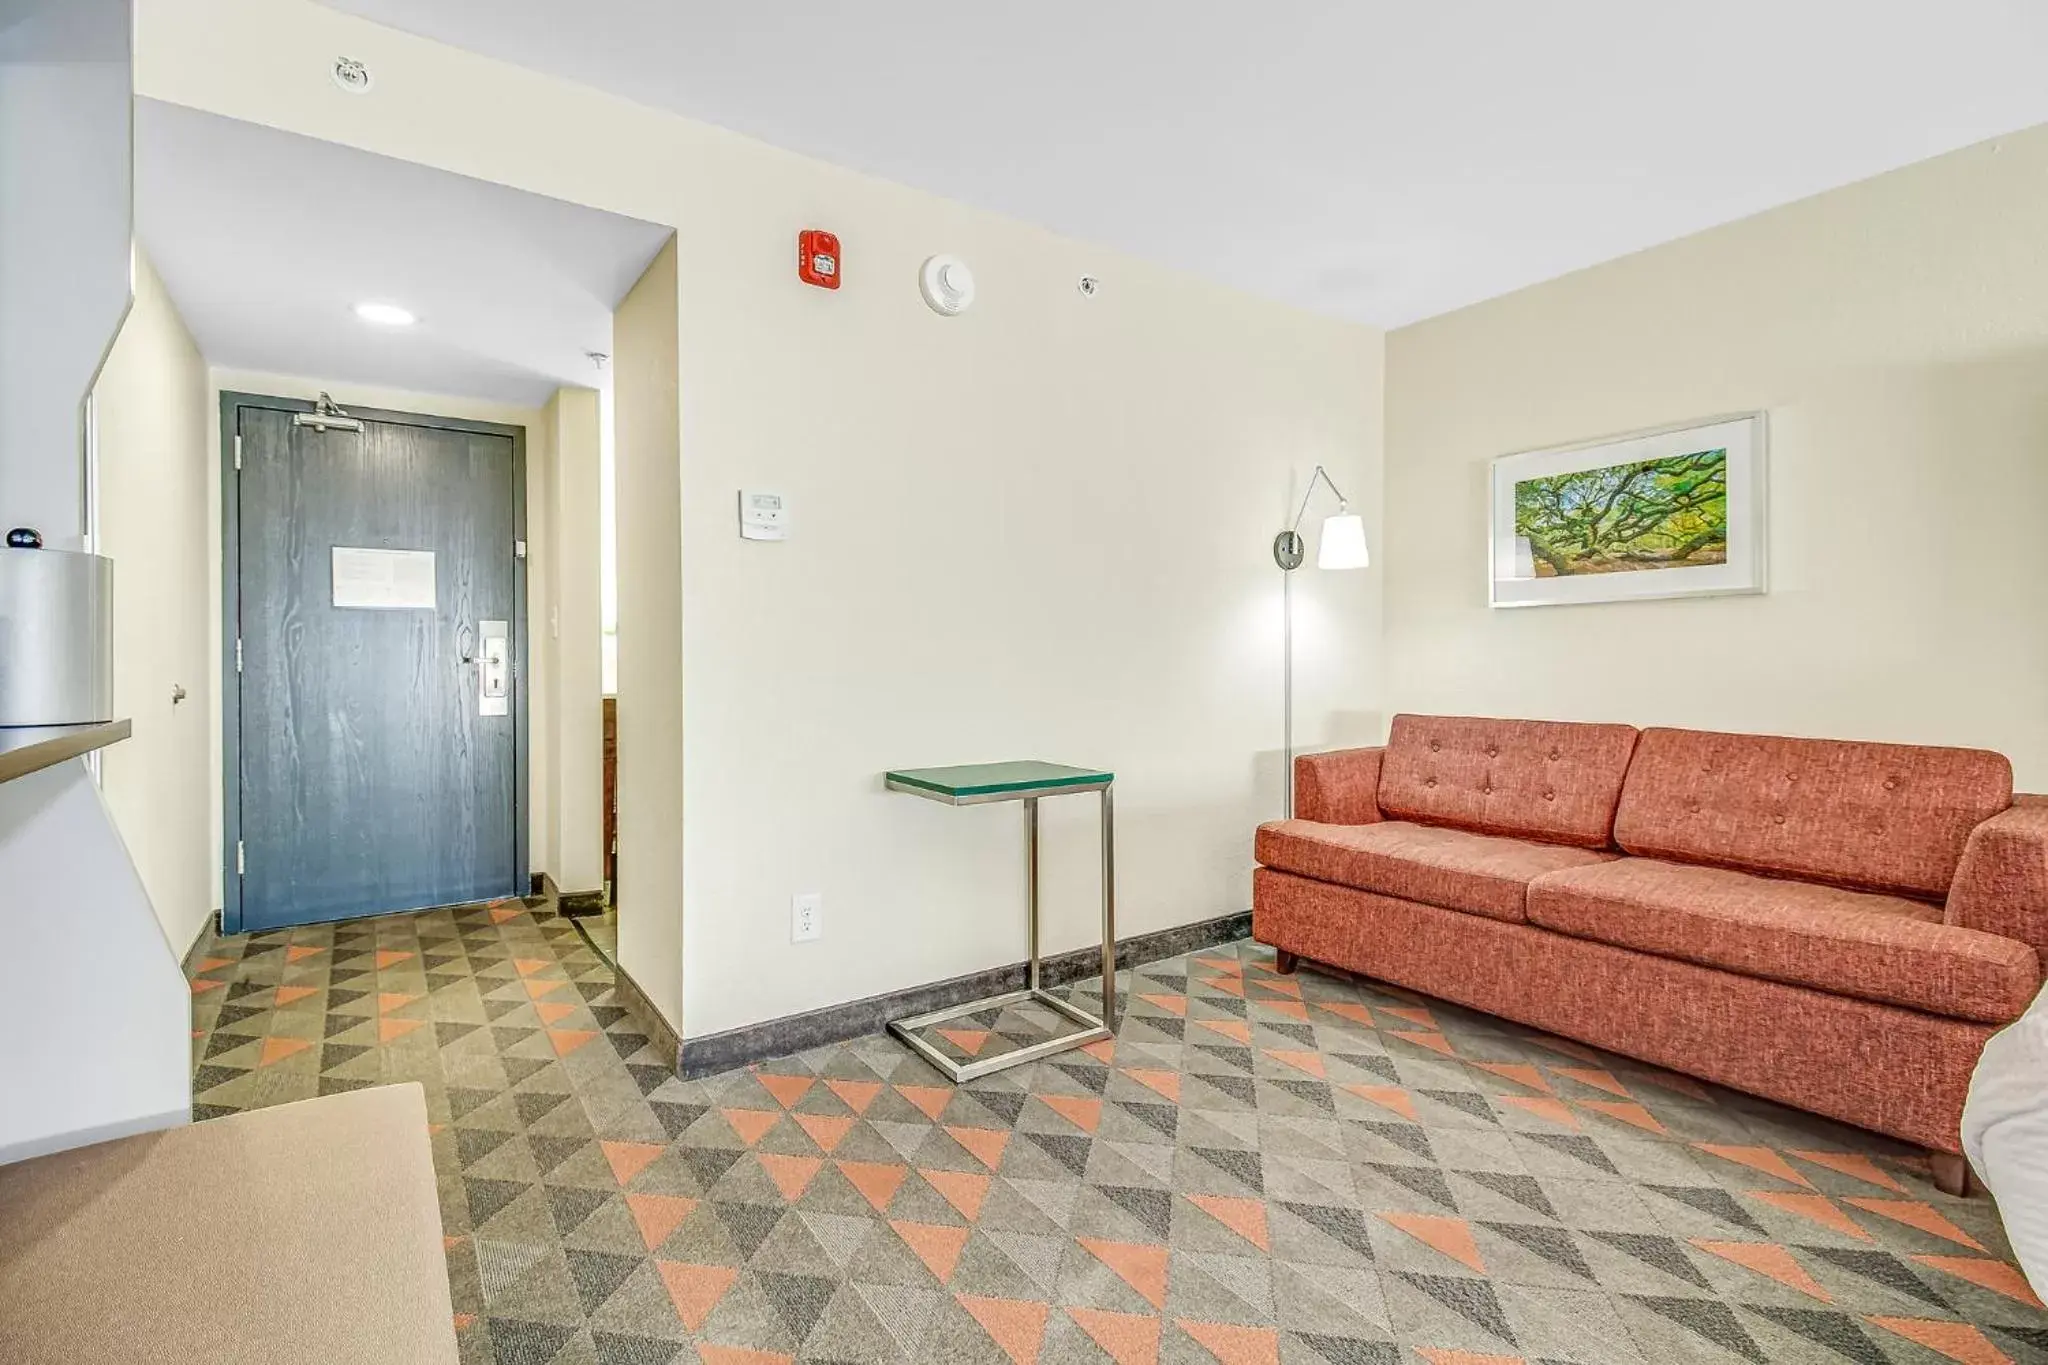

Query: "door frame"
<box><xmin>219</xmin><ymin>391</ymin><xmax>529</xmax><ymax>933</ymax></box>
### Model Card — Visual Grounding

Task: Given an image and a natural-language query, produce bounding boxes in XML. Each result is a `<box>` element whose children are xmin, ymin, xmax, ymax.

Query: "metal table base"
<box><xmin>884</xmin><ymin>766</ymin><xmax>1115</xmax><ymax>1084</ymax></box>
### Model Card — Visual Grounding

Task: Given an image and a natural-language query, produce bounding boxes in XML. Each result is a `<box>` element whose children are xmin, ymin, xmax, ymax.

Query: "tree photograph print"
<box><xmin>1512</xmin><ymin>448</ymin><xmax>1728</xmax><ymax>576</ymax></box>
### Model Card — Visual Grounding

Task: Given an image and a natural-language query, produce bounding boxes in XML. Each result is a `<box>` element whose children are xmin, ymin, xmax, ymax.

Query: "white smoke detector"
<box><xmin>919</xmin><ymin>256</ymin><xmax>975</xmax><ymax>316</ymax></box>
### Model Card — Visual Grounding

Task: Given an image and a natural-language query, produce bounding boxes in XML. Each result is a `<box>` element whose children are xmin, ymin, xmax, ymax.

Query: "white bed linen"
<box><xmin>1963</xmin><ymin>984</ymin><xmax>2048</xmax><ymax>1297</ymax></box>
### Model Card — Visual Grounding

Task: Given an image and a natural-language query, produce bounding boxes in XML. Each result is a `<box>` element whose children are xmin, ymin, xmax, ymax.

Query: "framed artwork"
<box><xmin>1489</xmin><ymin>412</ymin><xmax>1766</xmax><ymax>608</ymax></box>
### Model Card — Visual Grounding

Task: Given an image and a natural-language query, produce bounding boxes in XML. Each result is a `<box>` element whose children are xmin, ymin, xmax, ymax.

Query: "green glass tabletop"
<box><xmin>886</xmin><ymin>761</ymin><xmax>1112</xmax><ymax>801</ymax></box>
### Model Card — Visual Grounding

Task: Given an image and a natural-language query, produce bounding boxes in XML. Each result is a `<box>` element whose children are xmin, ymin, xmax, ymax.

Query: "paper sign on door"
<box><xmin>331</xmin><ymin>547</ymin><xmax>437</xmax><ymax>610</ymax></box>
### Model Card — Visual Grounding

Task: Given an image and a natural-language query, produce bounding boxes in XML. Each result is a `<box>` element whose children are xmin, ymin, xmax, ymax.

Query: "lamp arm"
<box><xmin>1287</xmin><ymin>464</ymin><xmax>1350</xmax><ymax>533</ymax></box>
<box><xmin>1278</xmin><ymin>462</ymin><xmax>1352</xmax><ymax>818</ymax></box>
<box><xmin>1277</xmin><ymin>462</ymin><xmax>1360</xmax><ymax>818</ymax></box>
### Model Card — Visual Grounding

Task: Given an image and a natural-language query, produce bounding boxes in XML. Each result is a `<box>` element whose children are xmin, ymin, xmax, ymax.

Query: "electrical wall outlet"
<box><xmin>791</xmin><ymin>892</ymin><xmax>823</xmax><ymax>943</ymax></box>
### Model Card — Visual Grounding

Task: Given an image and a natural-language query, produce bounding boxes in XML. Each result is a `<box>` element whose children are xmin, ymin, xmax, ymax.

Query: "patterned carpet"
<box><xmin>187</xmin><ymin>900</ymin><xmax>2048</xmax><ymax>1365</ymax></box>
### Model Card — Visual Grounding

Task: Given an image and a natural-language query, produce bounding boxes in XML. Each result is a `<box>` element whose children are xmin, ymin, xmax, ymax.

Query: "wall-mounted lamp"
<box><xmin>1274</xmin><ymin>465</ymin><xmax>1369</xmax><ymax>572</ymax></box>
<box><xmin>1274</xmin><ymin>464</ymin><xmax>1370</xmax><ymax>817</ymax></box>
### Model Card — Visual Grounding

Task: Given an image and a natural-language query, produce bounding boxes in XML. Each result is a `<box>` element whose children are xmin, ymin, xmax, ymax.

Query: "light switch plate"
<box><xmin>791</xmin><ymin>892</ymin><xmax>822</xmax><ymax>942</ymax></box>
<box><xmin>740</xmin><ymin>490</ymin><xmax>788</xmax><ymax>541</ymax></box>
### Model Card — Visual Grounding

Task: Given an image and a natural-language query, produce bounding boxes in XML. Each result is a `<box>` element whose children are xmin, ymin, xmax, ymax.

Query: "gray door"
<box><xmin>228</xmin><ymin>398</ymin><xmax>525</xmax><ymax>932</ymax></box>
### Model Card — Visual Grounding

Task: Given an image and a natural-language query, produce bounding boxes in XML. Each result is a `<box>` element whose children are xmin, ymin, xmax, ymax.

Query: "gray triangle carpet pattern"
<box><xmin>186</xmin><ymin>898</ymin><xmax>2048</xmax><ymax>1365</ymax></box>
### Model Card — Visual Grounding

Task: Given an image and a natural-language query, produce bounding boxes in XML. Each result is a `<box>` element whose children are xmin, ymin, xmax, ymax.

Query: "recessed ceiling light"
<box><xmin>354</xmin><ymin>301</ymin><xmax>415</xmax><ymax>327</ymax></box>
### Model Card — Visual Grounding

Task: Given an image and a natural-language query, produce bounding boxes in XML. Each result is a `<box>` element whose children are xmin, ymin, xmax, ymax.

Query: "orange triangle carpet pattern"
<box><xmin>188</xmin><ymin>900</ymin><xmax>2048</xmax><ymax>1365</ymax></box>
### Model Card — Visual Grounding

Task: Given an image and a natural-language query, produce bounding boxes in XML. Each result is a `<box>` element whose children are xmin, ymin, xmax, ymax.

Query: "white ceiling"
<box><xmin>135</xmin><ymin>98</ymin><xmax>671</xmax><ymax>405</ymax></box>
<box><xmin>319</xmin><ymin>0</ymin><xmax>2048</xmax><ymax>328</ymax></box>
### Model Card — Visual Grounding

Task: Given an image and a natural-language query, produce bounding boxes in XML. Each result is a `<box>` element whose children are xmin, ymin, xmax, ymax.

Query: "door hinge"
<box><xmin>514</xmin><ymin>539</ymin><xmax>527</xmax><ymax>560</ymax></box>
<box><xmin>236</xmin><ymin>841</ymin><xmax>245</xmax><ymax>876</ymax></box>
<box><xmin>235</xmin><ymin>637</ymin><xmax>243</xmax><ymax>673</ymax></box>
<box><xmin>234</xmin><ymin>434</ymin><xmax>243</xmax><ymax>470</ymax></box>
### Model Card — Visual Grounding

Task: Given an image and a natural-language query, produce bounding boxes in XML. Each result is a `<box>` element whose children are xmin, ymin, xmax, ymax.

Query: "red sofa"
<box><xmin>1253</xmin><ymin>714</ymin><xmax>2048</xmax><ymax>1194</ymax></box>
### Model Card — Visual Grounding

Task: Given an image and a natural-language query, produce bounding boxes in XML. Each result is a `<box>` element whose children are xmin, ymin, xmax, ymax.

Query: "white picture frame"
<box><xmin>1488</xmin><ymin>412</ymin><xmax>1767</xmax><ymax>609</ymax></box>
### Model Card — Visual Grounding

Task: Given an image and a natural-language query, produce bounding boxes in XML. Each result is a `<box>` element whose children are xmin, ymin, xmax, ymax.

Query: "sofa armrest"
<box><xmin>1947</xmin><ymin>797</ymin><xmax>2048</xmax><ymax>958</ymax></box>
<box><xmin>1294</xmin><ymin>746</ymin><xmax>1385</xmax><ymax>825</ymax></box>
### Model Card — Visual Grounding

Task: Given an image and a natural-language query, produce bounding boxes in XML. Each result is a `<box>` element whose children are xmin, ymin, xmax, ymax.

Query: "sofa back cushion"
<box><xmin>1376</xmin><ymin>714</ymin><xmax>1641</xmax><ymax>848</ymax></box>
<box><xmin>1614</xmin><ymin>727</ymin><xmax>2013</xmax><ymax>898</ymax></box>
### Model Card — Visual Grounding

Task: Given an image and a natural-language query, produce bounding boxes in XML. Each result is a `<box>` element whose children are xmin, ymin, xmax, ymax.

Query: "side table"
<box><xmin>883</xmin><ymin>761</ymin><xmax>1116</xmax><ymax>1082</ymax></box>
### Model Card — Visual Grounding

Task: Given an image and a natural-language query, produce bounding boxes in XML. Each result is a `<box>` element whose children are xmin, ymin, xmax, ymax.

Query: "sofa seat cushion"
<box><xmin>1257</xmin><ymin>818</ymin><xmax>1618</xmax><ymax>923</ymax></box>
<box><xmin>1528</xmin><ymin>857</ymin><xmax>2042</xmax><ymax>1023</ymax></box>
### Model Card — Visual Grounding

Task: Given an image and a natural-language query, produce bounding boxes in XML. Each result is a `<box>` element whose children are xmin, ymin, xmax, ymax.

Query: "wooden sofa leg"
<box><xmin>1929</xmin><ymin>1151</ymin><xmax>1976</xmax><ymax>1198</ymax></box>
<box><xmin>1272</xmin><ymin>949</ymin><xmax>1299</xmax><ymax>975</ymax></box>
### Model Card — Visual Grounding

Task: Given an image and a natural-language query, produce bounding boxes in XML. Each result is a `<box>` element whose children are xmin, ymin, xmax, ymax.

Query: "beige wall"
<box><xmin>537</xmin><ymin>386</ymin><xmax>605</xmax><ymax>893</ymax></box>
<box><xmin>138</xmin><ymin>0</ymin><xmax>1385</xmax><ymax>1038</ymax></box>
<box><xmin>93</xmin><ymin>249</ymin><xmax>215</xmax><ymax>953</ymax></box>
<box><xmin>612</xmin><ymin>240</ymin><xmax>684</xmax><ymax>1030</ymax></box>
<box><xmin>1386</xmin><ymin>128</ymin><xmax>2048</xmax><ymax>788</ymax></box>
<box><xmin>671</xmin><ymin>251</ymin><xmax>1381</xmax><ymax>1040</ymax></box>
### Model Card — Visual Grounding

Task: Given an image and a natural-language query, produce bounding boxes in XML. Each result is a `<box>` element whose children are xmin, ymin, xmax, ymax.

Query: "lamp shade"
<box><xmin>1317</xmin><ymin>513</ymin><xmax>1370</xmax><ymax>570</ymax></box>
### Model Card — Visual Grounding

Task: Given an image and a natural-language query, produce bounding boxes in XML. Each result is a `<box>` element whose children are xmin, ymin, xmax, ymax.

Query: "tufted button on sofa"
<box><xmin>1255</xmin><ymin>714</ymin><xmax>2039</xmax><ymax>1195</ymax></box>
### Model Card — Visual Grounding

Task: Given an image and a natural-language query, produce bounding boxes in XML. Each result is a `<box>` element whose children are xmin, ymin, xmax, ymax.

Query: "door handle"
<box><xmin>478</xmin><ymin>619</ymin><xmax>509</xmax><ymax>716</ymax></box>
<box><xmin>481</xmin><ymin>639</ymin><xmax>509</xmax><ymax>699</ymax></box>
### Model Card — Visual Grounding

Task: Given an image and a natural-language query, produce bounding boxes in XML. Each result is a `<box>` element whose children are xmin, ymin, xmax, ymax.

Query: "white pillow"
<box><xmin>1963</xmin><ymin>983</ymin><xmax>2048</xmax><ymax>1297</ymax></box>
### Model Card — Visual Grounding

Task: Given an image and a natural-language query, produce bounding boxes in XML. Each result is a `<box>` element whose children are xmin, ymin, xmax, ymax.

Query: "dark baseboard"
<box><xmin>181</xmin><ymin>912</ymin><xmax>221</xmax><ymax>972</ymax></box>
<box><xmin>677</xmin><ymin>909</ymin><xmax>1252</xmax><ymax>1079</ymax></box>
<box><xmin>529</xmin><ymin>870</ymin><xmax>603</xmax><ymax>918</ymax></box>
<box><xmin>609</xmin><ymin>957</ymin><xmax>682</xmax><ymax>1071</ymax></box>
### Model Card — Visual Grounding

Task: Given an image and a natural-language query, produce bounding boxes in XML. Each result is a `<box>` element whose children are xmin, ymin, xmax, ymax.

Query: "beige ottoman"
<box><xmin>0</xmin><ymin>1083</ymin><xmax>457</xmax><ymax>1364</ymax></box>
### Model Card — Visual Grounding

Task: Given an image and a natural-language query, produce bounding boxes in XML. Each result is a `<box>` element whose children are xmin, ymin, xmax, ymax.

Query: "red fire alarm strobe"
<box><xmin>798</xmin><ymin>230</ymin><xmax>840</xmax><ymax>289</ymax></box>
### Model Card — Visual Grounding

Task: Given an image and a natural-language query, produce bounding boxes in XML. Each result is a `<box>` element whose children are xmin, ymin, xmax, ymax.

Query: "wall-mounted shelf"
<box><xmin>0</xmin><ymin>720</ymin><xmax>131</xmax><ymax>786</ymax></box>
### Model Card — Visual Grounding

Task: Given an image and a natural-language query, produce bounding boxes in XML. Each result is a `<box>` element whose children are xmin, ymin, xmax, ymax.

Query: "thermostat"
<box><xmin>739</xmin><ymin>490</ymin><xmax>788</xmax><ymax>541</ymax></box>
